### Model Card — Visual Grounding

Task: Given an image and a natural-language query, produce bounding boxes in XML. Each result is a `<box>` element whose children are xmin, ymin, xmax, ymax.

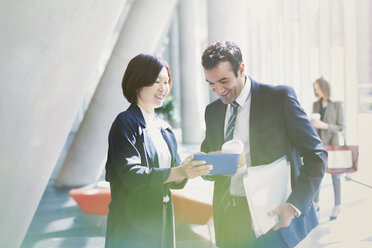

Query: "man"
<box><xmin>200</xmin><ymin>40</ymin><xmax>327</xmax><ymax>248</ymax></box>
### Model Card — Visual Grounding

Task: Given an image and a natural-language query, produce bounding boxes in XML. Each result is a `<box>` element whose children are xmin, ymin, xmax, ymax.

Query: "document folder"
<box><xmin>243</xmin><ymin>156</ymin><xmax>291</xmax><ymax>237</ymax></box>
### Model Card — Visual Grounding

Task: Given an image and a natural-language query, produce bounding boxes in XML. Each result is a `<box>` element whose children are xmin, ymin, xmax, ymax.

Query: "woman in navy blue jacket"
<box><xmin>105</xmin><ymin>54</ymin><xmax>212</xmax><ymax>248</ymax></box>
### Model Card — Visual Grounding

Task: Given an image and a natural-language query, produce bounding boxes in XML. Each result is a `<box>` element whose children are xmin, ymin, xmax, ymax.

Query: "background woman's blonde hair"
<box><xmin>314</xmin><ymin>76</ymin><xmax>331</xmax><ymax>100</ymax></box>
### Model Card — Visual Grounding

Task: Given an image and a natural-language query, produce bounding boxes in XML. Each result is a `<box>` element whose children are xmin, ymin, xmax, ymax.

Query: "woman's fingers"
<box><xmin>195</xmin><ymin>164</ymin><xmax>213</xmax><ymax>173</ymax></box>
<box><xmin>182</xmin><ymin>155</ymin><xmax>194</xmax><ymax>163</ymax></box>
<box><xmin>184</xmin><ymin>163</ymin><xmax>213</xmax><ymax>178</ymax></box>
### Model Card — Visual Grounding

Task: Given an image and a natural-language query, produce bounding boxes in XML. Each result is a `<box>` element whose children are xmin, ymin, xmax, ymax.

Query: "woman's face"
<box><xmin>137</xmin><ymin>66</ymin><xmax>170</xmax><ymax>112</ymax></box>
<box><xmin>313</xmin><ymin>82</ymin><xmax>324</xmax><ymax>99</ymax></box>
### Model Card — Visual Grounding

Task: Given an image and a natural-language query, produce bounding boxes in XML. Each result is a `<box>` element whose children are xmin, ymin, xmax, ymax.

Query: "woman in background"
<box><xmin>311</xmin><ymin>76</ymin><xmax>344</xmax><ymax>221</ymax></box>
<box><xmin>105</xmin><ymin>54</ymin><xmax>212</xmax><ymax>247</ymax></box>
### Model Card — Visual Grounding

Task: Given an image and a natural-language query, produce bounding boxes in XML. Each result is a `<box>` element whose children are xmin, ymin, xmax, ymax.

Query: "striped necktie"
<box><xmin>225</xmin><ymin>101</ymin><xmax>239</xmax><ymax>142</ymax></box>
<box><xmin>220</xmin><ymin>101</ymin><xmax>239</xmax><ymax>212</ymax></box>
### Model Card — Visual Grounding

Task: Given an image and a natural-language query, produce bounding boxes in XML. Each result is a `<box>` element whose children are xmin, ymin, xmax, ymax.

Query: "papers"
<box><xmin>193</xmin><ymin>153</ymin><xmax>240</xmax><ymax>175</ymax></box>
<box><xmin>243</xmin><ymin>156</ymin><xmax>291</xmax><ymax>238</ymax></box>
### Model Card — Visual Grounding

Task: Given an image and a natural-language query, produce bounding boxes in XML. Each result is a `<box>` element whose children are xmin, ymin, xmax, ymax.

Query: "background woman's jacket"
<box><xmin>313</xmin><ymin>100</ymin><xmax>344</xmax><ymax>145</ymax></box>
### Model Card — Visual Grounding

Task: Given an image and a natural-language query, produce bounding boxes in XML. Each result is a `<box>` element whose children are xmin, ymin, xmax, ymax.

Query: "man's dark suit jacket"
<box><xmin>105</xmin><ymin>104</ymin><xmax>186</xmax><ymax>248</ymax></box>
<box><xmin>201</xmin><ymin>78</ymin><xmax>327</xmax><ymax>247</ymax></box>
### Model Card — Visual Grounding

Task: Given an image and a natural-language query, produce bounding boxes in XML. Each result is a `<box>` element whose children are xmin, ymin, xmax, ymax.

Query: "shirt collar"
<box><xmin>234</xmin><ymin>76</ymin><xmax>251</xmax><ymax>107</ymax></box>
<box><xmin>137</xmin><ymin>104</ymin><xmax>170</xmax><ymax>130</ymax></box>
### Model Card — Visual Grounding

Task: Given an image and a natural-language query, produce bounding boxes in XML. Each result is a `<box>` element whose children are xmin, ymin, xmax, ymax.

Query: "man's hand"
<box><xmin>268</xmin><ymin>203</ymin><xmax>296</xmax><ymax>231</ymax></box>
<box><xmin>238</xmin><ymin>150</ymin><xmax>246</xmax><ymax>169</ymax></box>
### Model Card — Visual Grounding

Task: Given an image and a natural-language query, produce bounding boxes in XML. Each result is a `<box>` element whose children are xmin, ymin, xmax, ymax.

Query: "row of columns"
<box><xmin>56</xmin><ymin>0</ymin><xmax>371</xmax><ymax>188</ymax></box>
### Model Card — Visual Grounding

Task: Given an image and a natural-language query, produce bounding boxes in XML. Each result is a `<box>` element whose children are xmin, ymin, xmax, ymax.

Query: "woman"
<box><xmin>311</xmin><ymin>76</ymin><xmax>344</xmax><ymax>221</ymax></box>
<box><xmin>105</xmin><ymin>54</ymin><xmax>212</xmax><ymax>247</ymax></box>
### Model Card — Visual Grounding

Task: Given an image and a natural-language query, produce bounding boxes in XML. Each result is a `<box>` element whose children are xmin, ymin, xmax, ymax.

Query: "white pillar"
<box><xmin>0</xmin><ymin>1</ymin><xmax>126</xmax><ymax>246</ymax></box>
<box><xmin>55</xmin><ymin>0</ymin><xmax>179</xmax><ymax>187</ymax></box>
<box><xmin>299</xmin><ymin>0</ymin><xmax>312</xmax><ymax>113</ymax></box>
<box><xmin>319</xmin><ymin>0</ymin><xmax>331</xmax><ymax>77</ymax></box>
<box><xmin>329</xmin><ymin>0</ymin><xmax>345</xmax><ymax>102</ymax></box>
<box><xmin>355</xmin><ymin>0</ymin><xmax>372</xmax><ymax>186</ymax></box>
<box><xmin>343</xmin><ymin>0</ymin><xmax>358</xmax><ymax>144</ymax></box>
<box><xmin>178</xmin><ymin>0</ymin><xmax>205</xmax><ymax>143</ymax></box>
<box><xmin>282</xmin><ymin>0</ymin><xmax>294</xmax><ymax>84</ymax></box>
<box><xmin>207</xmin><ymin>0</ymin><xmax>248</xmax><ymax>53</ymax></box>
<box><xmin>308</xmin><ymin>0</ymin><xmax>320</xmax><ymax>82</ymax></box>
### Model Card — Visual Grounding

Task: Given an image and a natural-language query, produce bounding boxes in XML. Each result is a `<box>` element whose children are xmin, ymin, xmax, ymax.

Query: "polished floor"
<box><xmin>22</xmin><ymin>144</ymin><xmax>372</xmax><ymax>248</ymax></box>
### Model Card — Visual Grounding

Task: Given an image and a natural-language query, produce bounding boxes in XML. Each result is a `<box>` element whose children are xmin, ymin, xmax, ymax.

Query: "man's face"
<box><xmin>204</xmin><ymin>61</ymin><xmax>245</xmax><ymax>104</ymax></box>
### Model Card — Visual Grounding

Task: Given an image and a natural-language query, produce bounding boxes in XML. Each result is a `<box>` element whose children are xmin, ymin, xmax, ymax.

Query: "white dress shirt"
<box><xmin>138</xmin><ymin>105</ymin><xmax>171</xmax><ymax>169</ymax></box>
<box><xmin>224</xmin><ymin>76</ymin><xmax>251</xmax><ymax>196</ymax></box>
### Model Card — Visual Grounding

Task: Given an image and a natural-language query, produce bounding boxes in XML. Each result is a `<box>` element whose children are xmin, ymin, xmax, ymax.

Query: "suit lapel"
<box><xmin>160</xmin><ymin>127</ymin><xmax>177</xmax><ymax>166</ymax></box>
<box><xmin>249</xmin><ymin>79</ymin><xmax>263</xmax><ymax>166</ymax></box>
<box><xmin>129</xmin><ymin>103</ymin><xmax>160</xmax><ymax>168</ymax></box>
<box><xmin>213</xmin><ymin>100</ymin><xmax>227</xmax><ymax>149</ymax></box>
<box><xmin>143</xmin><ymin>128</ymin><xmax>159</xmax><ymax>167</ymax></box>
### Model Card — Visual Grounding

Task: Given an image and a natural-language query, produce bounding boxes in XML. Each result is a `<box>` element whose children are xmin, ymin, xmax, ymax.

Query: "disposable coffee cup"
<box><xmin>222</xmin><ymin>139</ymin><xmax>244</xmax><ymax>154</ymax></box>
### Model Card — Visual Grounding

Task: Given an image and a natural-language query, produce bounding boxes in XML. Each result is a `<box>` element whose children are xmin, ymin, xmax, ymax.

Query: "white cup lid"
<box><xmin>222</xmin><ymin>139</ymin><xmax>244</xmax><ymax>154</ymax></box>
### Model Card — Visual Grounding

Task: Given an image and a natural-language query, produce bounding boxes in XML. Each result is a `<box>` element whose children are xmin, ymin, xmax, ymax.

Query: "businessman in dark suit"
<box><xmin>200</xmin><ymin>41</ymin><xmax>327</xmax><ymax>248</ymax></box>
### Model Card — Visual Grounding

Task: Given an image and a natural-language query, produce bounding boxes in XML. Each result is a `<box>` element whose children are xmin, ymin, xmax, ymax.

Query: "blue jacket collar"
<box><xmin>128</xmin><ymin>103</ymin><xmax>146</xmax><ymax>128</ymax></box>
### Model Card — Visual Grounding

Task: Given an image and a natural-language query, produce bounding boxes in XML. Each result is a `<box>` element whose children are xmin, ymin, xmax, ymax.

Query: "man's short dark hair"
<box><xmin>201</xmin><ymin>40</ymin><xmax>243</xmax><ymax>77</ymax></box>
<box><xmin>122</xmin><ymin>54</ymin><xmax>172</xmax><ymax>103</ymax></box>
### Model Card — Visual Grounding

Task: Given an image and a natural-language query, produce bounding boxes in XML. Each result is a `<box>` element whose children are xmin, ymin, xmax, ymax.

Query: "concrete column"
<box><xmin>356</xmin><ymin>0</ymin><xmax>370</xmax><ymax>86</ymax></box>
<box><xmin>55</xmin><ymin>0</ymin><xmax>179</xmax><ymax>187</ymax></box>
<box><xmin>282</xmin><ymin>0</ymin><xmax>294</xmax><ymax>84</ymax></box>
<box><xmin>319</xmin><ymin>0</ymin><xmax>331</xmax><ymax>77</ymax></box>
<box><xmin>207</xmin><ymin>0</ymin><xmax>248</xmax><ymax>53</ymax></box>
<box><xmin>299</xmin><ymin>0</ymin><xmax>312</xmax><ymax>113</ymax></box>
<box><xmin>343</xmin><ymin>0</ymin><xmax>359</xmax><ymax>144</ymax></box>
<box><xmin>0</xmin><ymin>1</ymin><xmax>126</xmax><ymax>247</ymax></box>
<box><xmin>260</xmin><ymin>15</ymin><xmax>270</xmax><ymax>83</ymax></box>
<box><xmin>169</xmin><ymin>13</ymin><xmax>182</xmax><ymax>130</ymax></box>
<box><xmin>250</xmin><ymin>17</ymin><xmax>262</xmax><ymax>80</ymax></box>
<box><xmin>355</xmin><ymin>0</ymin><xmax>372</xmax><ymax>186</ymax></box>
<box><xmin>308</xmin><ymin>0</ymin><xmax>320</xmax><ymax>81</ymax></box>
<box><xmin>291</xmin><ymin>0</ymin><xmax>301</xmax><ymax>95</ymax></box>
<box><xmin>178</xmin><ymin>0</ymin><xmax>205</xmax><ymax>143</ymax></box>
<box><xmin>330</xmin><ymin>0</ymin><xmax>345</xmax><ymax>101</ymax></box>
<box><xmin>270</xmin><ymin>6</ymin><xmax>281</xmax><ymax>84</ymax></box>
<box><xmin>276</xmin><ymin>1</ymin><xmax>285</xmax><ymax>82</ymax></box>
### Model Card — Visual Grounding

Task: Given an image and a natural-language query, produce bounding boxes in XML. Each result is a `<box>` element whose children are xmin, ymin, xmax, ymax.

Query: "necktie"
<box><xmin>225</xmin><ymin>101</ymin><xmax>239</xmax><ymax>142</ymax></box>
<box><xmin>220</xmin><ymin>101</ymin><xmax>239</xmax><ymax>212</ymax></box>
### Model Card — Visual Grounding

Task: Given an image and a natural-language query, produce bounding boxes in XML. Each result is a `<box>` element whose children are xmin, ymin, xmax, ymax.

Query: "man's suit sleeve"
<box><xmin>282</xmin><ymin>87</ymin><xmax>327</xmax><ymax>213</ymax></box>
<box><xmin>201</xmin><ymin>105</ymin><xmax>223</xmax><ymax>181</ymax></box>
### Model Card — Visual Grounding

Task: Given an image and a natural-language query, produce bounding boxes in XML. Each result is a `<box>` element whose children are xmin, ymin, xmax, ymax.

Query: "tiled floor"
<box><xmin>22</xmin><ymin>144</ymin><xmax>372</xmax><ymax>248</ymax></box>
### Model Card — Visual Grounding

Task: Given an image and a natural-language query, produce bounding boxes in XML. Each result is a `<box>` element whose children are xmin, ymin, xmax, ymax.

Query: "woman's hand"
<box><xmin>180</xmin><ymin>155</ymin><xmax>213</xmax><ymax>179</ymax></box>
<box><xmin>164</xmin><ymin>155</ymin><xmax>212</xmax><ymax>183</ymax></box>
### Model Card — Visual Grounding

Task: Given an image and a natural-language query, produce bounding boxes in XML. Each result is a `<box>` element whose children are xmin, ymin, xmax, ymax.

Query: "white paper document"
<box><xmin>243</xmin><ymin>156</ymin><xmax>291</xmax><ymax>238</ymax></box>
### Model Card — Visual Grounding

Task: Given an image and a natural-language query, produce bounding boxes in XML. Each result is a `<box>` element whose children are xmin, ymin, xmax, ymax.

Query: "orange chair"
<box><xmin>69</xmin><ymin>188</ymin><xmax>213</xmax><ymax>224</ymax></box>
<box><xmin>70</xmin><ymin>187</ymin><xmax>214</xmax><ymax>245</ymax></box>
<box><xmin>69</xmin><ymin>188</ymin><xmax>111</xmax><ymax>215</ymax></box>
<box><xmin>171</xmin><ymin>190</ymin><xmax>213</xmax><ymax>225</ymax></box>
